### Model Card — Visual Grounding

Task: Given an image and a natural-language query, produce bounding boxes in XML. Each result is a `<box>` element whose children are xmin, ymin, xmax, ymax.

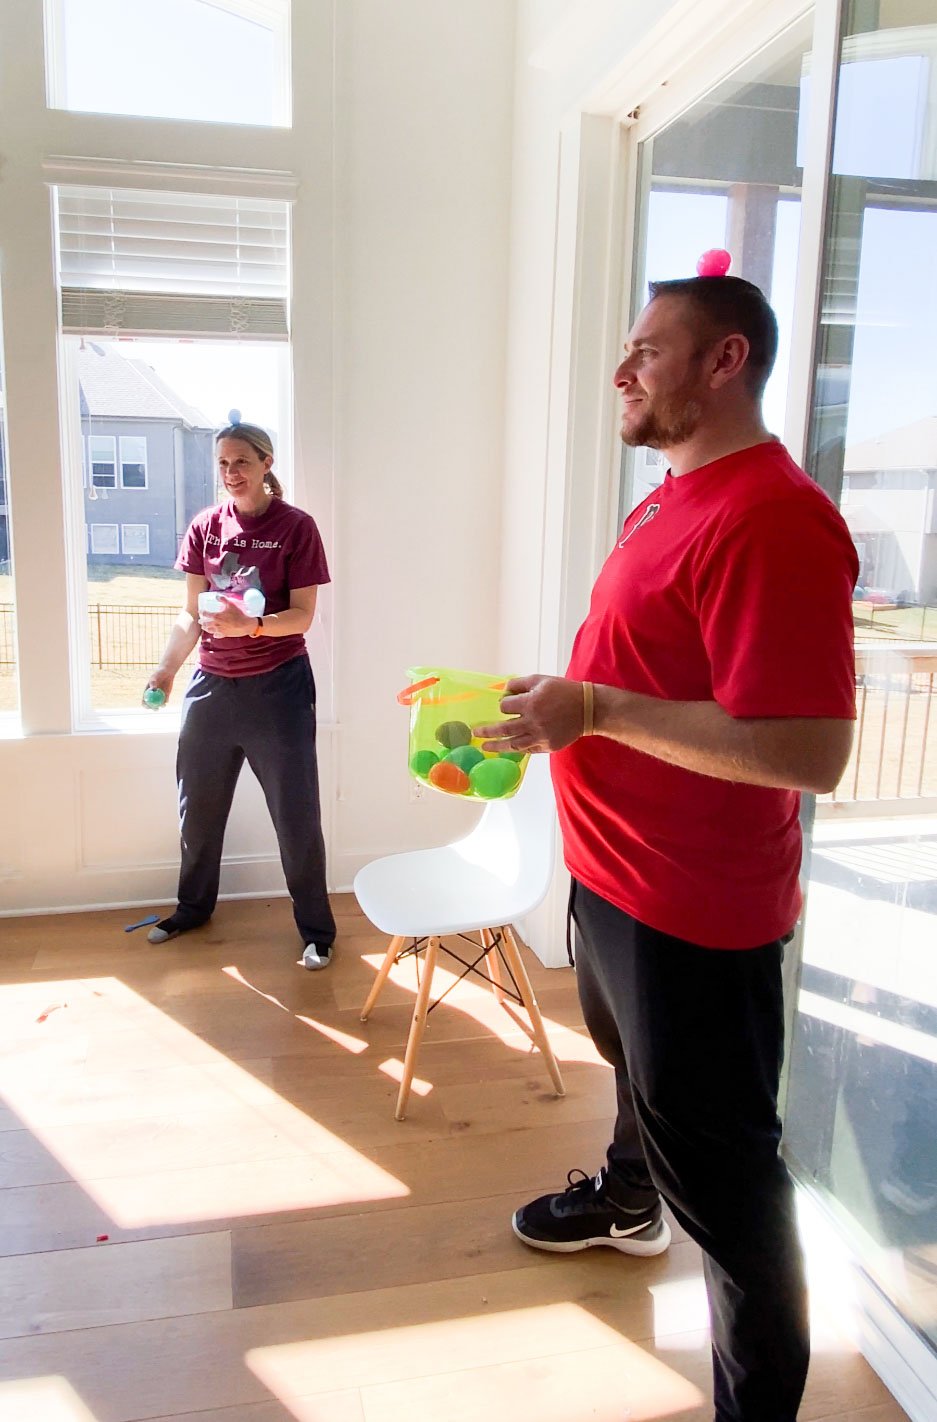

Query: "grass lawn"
<box><xmin>0</xmin><ymin>564</ymin><xmax>188</xmax><ymax>609</ymax></box>
<box><xmin>0</xmin><ymin>565</ymin><xmax>192</xmax><ymax>711</ymax></box>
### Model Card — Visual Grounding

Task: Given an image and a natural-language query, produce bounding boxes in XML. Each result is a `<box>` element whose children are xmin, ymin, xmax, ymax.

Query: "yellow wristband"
<box><xmin>582</xmin><ymin>680</ymin><xmax>594</xmax><ymax>737</ymax></box>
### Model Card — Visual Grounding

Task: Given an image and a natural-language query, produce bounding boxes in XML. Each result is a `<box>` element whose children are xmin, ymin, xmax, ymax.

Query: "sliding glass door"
<box><xmin>621</xmin><ymin>0</ymin><xmax>937</xmax><ymax>1387</ymax></box>
<box><xmin>783</xmin><ymin>0</ymin><xmax>937</xmax><ymax>1359</ymax></box>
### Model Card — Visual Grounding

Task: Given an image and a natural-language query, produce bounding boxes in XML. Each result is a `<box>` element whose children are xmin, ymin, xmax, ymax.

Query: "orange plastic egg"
<box><xmin>428</xmin><ymin>760</ymin><xmax>471</xmax><ymax>795</ymax></box>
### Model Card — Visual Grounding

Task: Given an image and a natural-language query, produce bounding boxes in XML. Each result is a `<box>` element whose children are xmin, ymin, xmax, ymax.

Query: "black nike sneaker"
<box><xmin>512</xmin><ymin>1166</ymin><xmax>671</xmax><ymax>1254</ymax></box>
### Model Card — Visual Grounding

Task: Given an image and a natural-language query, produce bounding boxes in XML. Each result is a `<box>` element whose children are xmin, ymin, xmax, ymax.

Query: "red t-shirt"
<box><xmin>176</xmin><ymin>498</ymin><xmax>330</xmax><ymax>677</ymax></box>
<box><xmin>550</xmin><ymin>440</ymin><xmax>859</xmax><ymax>949</ymax></box>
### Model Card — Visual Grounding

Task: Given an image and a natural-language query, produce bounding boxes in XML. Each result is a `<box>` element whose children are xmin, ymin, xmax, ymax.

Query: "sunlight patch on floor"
<box><xmin>0</xmin><ymin>1375</ymin><xmax>101</xmax><ymax>1422</ymax></box>
<box><xmin>0</xmin><ymin>977</ymin><xmax>408</xmax><ymax>1226</ymax></box>
<box><xmin>649</xmin><ymin>1276</ymin><xmax>710</xmax><ymax>1342</ymax></box>
<box><xmin>295</xmin><ymin>1016</ymin><xmax>369</xmax><ymax>1053</ymax></box>
<box><xmin>378</xmin><ymin>1058</ymin><xmax>433</xmax><ymax>1095</ymax></box>
<box><xmin>247</xmin><ymin>1302</ymin><xmax>705</xmax><ymax>1421</ymax></box>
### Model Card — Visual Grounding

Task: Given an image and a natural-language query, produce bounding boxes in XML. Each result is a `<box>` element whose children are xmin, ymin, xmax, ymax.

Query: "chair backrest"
<box><xmin>450</xmin><ymin>754</ymin><xmax>557</xmax><ymax>916</ymax></box>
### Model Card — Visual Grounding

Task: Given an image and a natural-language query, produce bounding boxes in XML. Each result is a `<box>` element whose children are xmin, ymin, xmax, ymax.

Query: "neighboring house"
<box><xmin>843</xmin><ymin>415</ymin><xmax>937</xmax><ymax>603</ymax></box>
<box><xmin>79</xmin><ymin>342</ymin><xmax>215</xmax><ymax>568</ymax></box>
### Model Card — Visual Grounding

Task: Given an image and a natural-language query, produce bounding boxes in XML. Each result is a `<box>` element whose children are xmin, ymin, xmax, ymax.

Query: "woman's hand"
<box><xmin>143</xmin><ymin>667</ymin><xmax>175</xmax><ymax>706</ymax></box>
<box><xmin>199</xmin><ymin>597</ymin><xmax>256</xmax><ymax>638</ymax></box>
<box><xmin>474</xmin><ymin>674</ymin><xmax>586</xmax><ymax>753</ymax></box>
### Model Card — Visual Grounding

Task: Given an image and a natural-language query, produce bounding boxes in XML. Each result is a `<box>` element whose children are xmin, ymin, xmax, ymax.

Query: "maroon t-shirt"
<box><xmin>551</xmin><ymin>440</ymin><xmax>859</xmax><ymax>949</ymax></box>
<box><xmin>176</xmin><ymin>498</ymin><xmax>330</xmax><ymax>677</ymax></box>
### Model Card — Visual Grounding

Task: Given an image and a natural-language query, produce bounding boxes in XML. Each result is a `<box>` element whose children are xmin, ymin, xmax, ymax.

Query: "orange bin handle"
<box><xmin>396</xmin><ymin>675</ymin><xmax>508</xmax><ymax>708</ymax></box>
<box><xmin>396</xmin><ymin>676</ymin><xmax>440</xmax><ymax>707</ymax></box>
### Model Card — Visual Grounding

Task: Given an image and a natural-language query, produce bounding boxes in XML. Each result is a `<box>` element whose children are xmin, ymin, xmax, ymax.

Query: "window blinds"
<box><xmin>56</xmin><ymin>186</ymin><xmax>289</xmax><ymax>340</ymax></box>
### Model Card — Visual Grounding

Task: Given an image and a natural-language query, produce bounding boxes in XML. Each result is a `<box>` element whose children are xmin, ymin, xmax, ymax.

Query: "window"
<box><xmin>779</xmin><ymin>0</ymin><xmax>937</xmax><ymax>1368</ymax></box>
<box><xmin>120</xmin><ymin>436</ymin><xmax>147</xmax><ymax>489</ymax></box>
<box><xmin>68</xmin><ymin>335</ymin><xmax>289</xmax><ymax>712</ymax></box>
<box><xmin>621</xmin><ymin>17</ymin><xmax>811</xmax><ymax>518</ymax></box>
<box><xmin>89</xmin><ymin>523</ymin><xmax>119</xmax><ymax>555</ymax></box>
<box><xmin>121</xmin><ymin>523</ymin><xmax>150</xmax><ymax>556</ymax></box>
<box><xmin>55</xmin><ymin>184</ymin><xmax>291</xmax><ymax>715</ymax></box>
<box><xmin>57</xmin><ymin>187</ymin><xmax>289</xmax><ymax>340</ymax></box>
<box><xmin>47</xmin><ymin>0</ymin><xmax>290</xmax><ymax>128</ymax></box>
<box><xmin>89</xmin><ymin>434</ymin><xmax>116</xmax><ymax>487</ymax></box>
<box><xmin>0</xmin><ymin>295</ymin><xmax>16</xmax><ymax>716</ymax></box>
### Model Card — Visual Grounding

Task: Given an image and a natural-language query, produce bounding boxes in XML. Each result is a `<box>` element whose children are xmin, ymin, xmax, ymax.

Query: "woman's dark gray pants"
<box><xmin>173</xmin><ymin>656</ymin><xmax>335</xmax><ymax>949</ymax></box>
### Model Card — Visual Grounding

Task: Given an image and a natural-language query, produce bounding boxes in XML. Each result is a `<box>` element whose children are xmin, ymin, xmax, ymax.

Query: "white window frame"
<box><xmin>619</xmin><ymin>3</ymin><xmax>842</xmax><ymax>476</ymax></box>
<box><xmin>0</xmin><ymin>401</ymin><xmax>7</xmax><ymax>513</ymax></box>
<box><xmin>89</xmin><ymin>522</ymin><xmax>118</xmax><ymax>555</ymax></box>
<box><xmin>44</xmin><ymin>0</ymin><xmax>292</xmax><ymax>129</ymax></box>
<box><xmin>119</xmin><ymin>435</ymin><xmax>148</xmax><ymax>490</ymax></box>
<box><xmin>88</xmin><ymin>433</ymin><xmax>116</xmax><ymax>488</ymax></box>
<box><xmin>0</xmin><ymin>0</ymin><xmax>327</xmax><ymax>747</ymax></box>
<box><xmin>120</xmin><ymin>521</ymin><xmax>149</xmax><ymax>555</ymax></box>
<box><xmin>612</xmin><ymin>6</ymin><xmax>841</xmax><ymax>527</ymax></box>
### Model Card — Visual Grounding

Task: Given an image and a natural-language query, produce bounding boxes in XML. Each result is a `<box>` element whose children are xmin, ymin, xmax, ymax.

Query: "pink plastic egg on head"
<box><xmin>696</xmin><ymin>249</ymin><xmax>732</xmax><ymax>277</ymax></box>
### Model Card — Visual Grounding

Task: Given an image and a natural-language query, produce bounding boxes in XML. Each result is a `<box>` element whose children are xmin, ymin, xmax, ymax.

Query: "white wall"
<box><xmin>330</xmin><ymin>0</ymin><xmax>517</xmax><ymax>888</ymax></box>
<box><xmin>500</xmin><ymin>0</ymin><xmax>694</xmax><ymax>679</ymax></box>
<box><xmin>0</xmin><ymin>1</ymin><xmax>515</xmax><ymax>918</ymax></box>
<box><xmin>499</xmin><ymin>0</ymin><xmax>683</xmax><ymax>960</ymax></box>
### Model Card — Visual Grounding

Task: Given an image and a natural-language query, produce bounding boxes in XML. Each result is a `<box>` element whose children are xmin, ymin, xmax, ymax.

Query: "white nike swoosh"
<box><xmin>609</xmin><ymin>1220</ymin><xmax>652</xmax><ymax>1238</ymax></box>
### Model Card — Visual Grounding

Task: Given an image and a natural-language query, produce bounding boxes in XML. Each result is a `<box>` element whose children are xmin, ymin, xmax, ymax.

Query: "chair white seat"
<box><xmin>353</xmin><ymin>755</ymin><xmax>566</xmax><ymax>1119</ymax></box>
<box><xmin>355</xmin><ymin>847</ymin><xmax>548</xmax><ymax>939</ymax></box>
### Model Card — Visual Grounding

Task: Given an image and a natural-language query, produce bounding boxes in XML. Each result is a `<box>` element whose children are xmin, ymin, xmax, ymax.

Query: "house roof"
<box><xmin>845</xmin><ymin>416</ymin><xmax>937</xmax><ymax>472</ymax></box>
<box><xmin>77</xmin><ymin>343</ymin><xmax>211</xmax><ymax>428</ymax></box>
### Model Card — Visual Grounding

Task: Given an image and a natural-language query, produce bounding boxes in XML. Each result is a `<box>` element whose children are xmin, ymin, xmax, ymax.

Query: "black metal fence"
<box><xmin>0</xmin><ymin>603</ymin><xmax>180</xmax><ymax>668</ymax></box>
<box><xmin>86</xmin><ymin>603</ymin><xmax>181</xmax><ymax>668</ymax></box>
<box><xmin>0</xmin><ymin>603</ymin><xmax>15</xmax><ymax>667</ymax></box>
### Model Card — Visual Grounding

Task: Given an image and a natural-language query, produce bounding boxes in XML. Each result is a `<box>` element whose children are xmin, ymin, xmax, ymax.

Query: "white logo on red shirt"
<box><xmin>618</xmin><ymin>502</ymin><xmax>660</xmax><ymax>548</ymax></box>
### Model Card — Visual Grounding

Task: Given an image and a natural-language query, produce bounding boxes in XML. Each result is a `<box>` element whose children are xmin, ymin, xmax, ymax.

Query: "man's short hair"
<box><xmin>647</xmin><ymin>276</ymin><xmax>779</xmax><ymax>396</ymax></box>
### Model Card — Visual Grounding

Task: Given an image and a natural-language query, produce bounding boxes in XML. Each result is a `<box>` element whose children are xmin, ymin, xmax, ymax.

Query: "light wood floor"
<box><xmin>0</xmin><ymin>894</ymin><xmax>912</xmax><ymax>1422</ymax></box>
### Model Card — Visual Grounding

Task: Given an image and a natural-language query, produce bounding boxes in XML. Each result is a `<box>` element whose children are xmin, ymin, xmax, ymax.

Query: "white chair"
<box><xmin>355</xmin><ymin>754</ymin><xmax>566</xmax><ymax>1119</ymax></box>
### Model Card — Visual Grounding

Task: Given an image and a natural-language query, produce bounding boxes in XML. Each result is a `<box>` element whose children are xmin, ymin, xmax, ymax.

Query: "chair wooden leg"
<box><xmin>395</xmin><ymin>934</ymin><xmax>440</xmax><ymax>1121</ymax></box>
<box><xmin>360</xmin><ymin>935</ymin><xmax>406</xmax><ymax>1021</ymax></box>
<box><xmin>500</xmin><ymin>925</ymin><xmax>566</xmax><ymax>1097</ymax></box>
<box><xmin>480</xmin><ymin>926</ymin><xmax>507</xmax><ymax>1004</ymax></box>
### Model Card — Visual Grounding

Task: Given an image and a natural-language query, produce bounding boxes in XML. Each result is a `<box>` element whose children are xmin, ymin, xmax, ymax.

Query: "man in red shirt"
<box><xmin>477</xmin><ymin>276</ymin><xmax>858</xmax><ymax>1422</ymax></box>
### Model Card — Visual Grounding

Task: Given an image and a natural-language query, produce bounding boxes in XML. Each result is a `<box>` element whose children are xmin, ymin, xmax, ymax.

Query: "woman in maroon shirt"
<box><xmin>144</xmin><ymin>417</ymin><xmax>335</xmax><ymax>969</ymax></box>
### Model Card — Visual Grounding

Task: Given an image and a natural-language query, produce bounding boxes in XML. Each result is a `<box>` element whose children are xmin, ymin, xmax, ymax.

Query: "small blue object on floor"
<box><xmin>124</xmin><ymin>915</ymin><xmax>161</xmax><ymax>933</ymax></box>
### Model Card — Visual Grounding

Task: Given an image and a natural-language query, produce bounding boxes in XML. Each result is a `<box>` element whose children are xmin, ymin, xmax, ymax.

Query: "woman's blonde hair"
<box><xmin>215</xmin><ymin>412</ymin><xmax>283</xmax><ymax>499</ymax></box>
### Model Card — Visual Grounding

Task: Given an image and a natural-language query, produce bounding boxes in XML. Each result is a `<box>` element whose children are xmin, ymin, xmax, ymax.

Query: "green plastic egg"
<box><xmin>469</xmin><ymin>756</ymin><xmax>522</xmax><ymax>799</ymax></box>
<box><xmin>410</xmin><ymin>749</ymin><xmax>440</xmax><ymax>778</ymax></box>
<box><xmin>445</xmin><ymin>745</ymin><xmax>485</xmax><ymax>773</ymax></box>
<box><xmin>435</xmin><ymin>720</ymin><xmax>473</xmax><ymax>749</ymax></box>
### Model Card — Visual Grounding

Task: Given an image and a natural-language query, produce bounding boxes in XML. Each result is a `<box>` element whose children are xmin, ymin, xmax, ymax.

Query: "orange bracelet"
<box><xmin>582</xmin><ymin>680</ymin><xmax>594</xmax><ymax>736</ymax></box>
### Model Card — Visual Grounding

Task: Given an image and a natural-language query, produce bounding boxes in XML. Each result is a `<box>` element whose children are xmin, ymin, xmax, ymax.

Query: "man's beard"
<box><xmin>621</xmin><ymin>389</ymin><xmax>703</xmax><ymax>450</ymax></box>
